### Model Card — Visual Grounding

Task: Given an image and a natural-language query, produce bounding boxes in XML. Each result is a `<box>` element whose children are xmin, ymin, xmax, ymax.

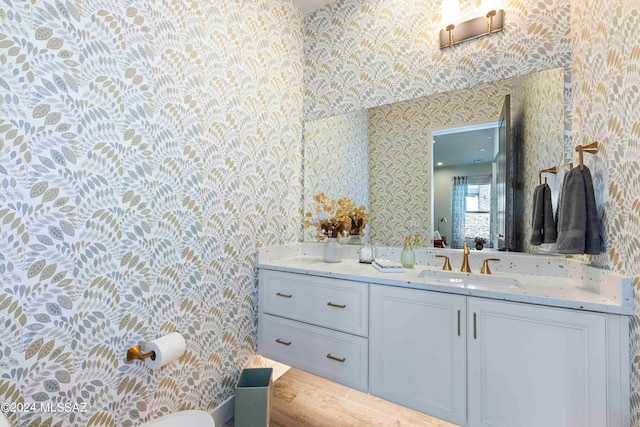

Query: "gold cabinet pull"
<box><xmin>473</xmin><ymin>313</ymin><xmax>477</xmax><ymax>339</ymax></box>
<box><xmin>275</xmin><ymin>338</ymin><xmax>291</xmax><ymax>346</ymax></box>
<box><xmin>327</xmin><ymin>302</ymin><xmax>346</xmax><ymax>309</ymax></box>
<box><xmin>276</xmin><ymin>292</ymin><xmax>292</xmax><ymax>298</ymax></box>
<box><xmin>457</xmin><ymin>310</ymin><xmax>461</xmax><ymax>336</ymax></box>
<box><xmin>326</xmin><ymin>353</ymin><xmax>346</xmax><ymax>363</ymax></box>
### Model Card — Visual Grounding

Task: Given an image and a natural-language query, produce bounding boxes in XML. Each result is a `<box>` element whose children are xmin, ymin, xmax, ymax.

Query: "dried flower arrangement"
<box><xmin>342</xmin><ymin>198</ymin><xmax>371</xmax><ymax>237</ymax></box>
<box><xmin>304</xmin><ymin>193</ymin><xmax>371</xmax><ymax>241</ymax></box>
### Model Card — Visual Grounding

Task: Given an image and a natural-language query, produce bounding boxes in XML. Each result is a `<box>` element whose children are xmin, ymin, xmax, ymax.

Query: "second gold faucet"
<box><xmin>459</xmin><ymin>242</ymin><xmax>501</xmax><ymax>274</ymax></box>
<box><xmin>461</xmin><ymin>242</ymin><xmax>471</xmax><ymax>272</ymax></box>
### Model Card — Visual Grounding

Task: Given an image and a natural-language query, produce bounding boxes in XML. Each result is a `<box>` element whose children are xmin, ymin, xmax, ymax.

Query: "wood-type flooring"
<box><xmin>223</xmin><ymin>368</ymin><xmax>458</xmax><ymax>427</ymax></box>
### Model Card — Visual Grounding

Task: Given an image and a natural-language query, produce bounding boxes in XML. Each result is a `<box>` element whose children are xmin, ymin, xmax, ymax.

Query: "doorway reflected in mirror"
<box><xmin>433</xmin><ymin>123</ymin><xmax>498</xmax><ymax>250</ymax></box>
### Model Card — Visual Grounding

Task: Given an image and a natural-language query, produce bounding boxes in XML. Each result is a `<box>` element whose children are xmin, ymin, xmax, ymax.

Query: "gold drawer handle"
<box><xmin>275</xmin><ymin>338</ymin><xmax>291</xmax><ymax>346</ymax></box>
<box><xmin>327</xmin><ymin>302</ymin><xmax>346</xmax><ymax>309</ymax></box>
<box><xmin>326</xmin><ymin>353</ymin><xmax>346</xmax><ymax>363</ymax></box>
<box><xmin>276</xmin><ymin>292</ymin><xmax>292</xmax><ymax>298</ymax></box>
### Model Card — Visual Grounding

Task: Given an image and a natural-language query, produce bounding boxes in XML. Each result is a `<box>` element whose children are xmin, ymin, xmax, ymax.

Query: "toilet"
<box><xmin>137</xmin><ymin>410</ymin><xmax>215</xmax><ymax>427</ymax></box>
<box><xmin>0</xmin><ymin>406</ymin><xmax>214</xmax><ymax>427</ymax></box>
<box><xmin>0</xmin><ymin>411</ymin><xmax>10</xmax><ymax>427</ymax></box>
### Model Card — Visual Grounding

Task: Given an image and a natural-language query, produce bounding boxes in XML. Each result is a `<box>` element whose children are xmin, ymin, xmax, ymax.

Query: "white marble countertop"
<box><xmin>257</xmin><ymin>243</ymin><xmax>634</xmax><ymax>316</ymax></box>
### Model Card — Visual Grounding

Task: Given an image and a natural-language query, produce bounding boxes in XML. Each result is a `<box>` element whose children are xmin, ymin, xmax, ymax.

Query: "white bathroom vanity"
<box><xmin>257</xmin><ymin>244</ymin><xmax>632</xmax><ymax>427</ymax></box>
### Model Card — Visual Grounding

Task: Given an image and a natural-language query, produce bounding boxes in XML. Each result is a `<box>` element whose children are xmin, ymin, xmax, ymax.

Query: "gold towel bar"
<box><xmin>539</xmin><ymin>166</ymin><xmax>557</xmax><ymax>185</ymax></box>
<box><xmin>575</xmin><ymin>141</ymin><xmax>599</xmax><ymax>171</ymax></box>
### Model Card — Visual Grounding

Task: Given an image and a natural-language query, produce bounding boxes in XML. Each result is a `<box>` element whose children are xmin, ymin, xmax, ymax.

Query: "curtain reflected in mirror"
<box><xmin>446</xmin><ymin>175</ymin><xmax>493</xmax><ymax>249</ymax></box>
<box><xmin>451</xmin><ymin>176</ymin><xmax>468</xmax><ymax>249</ymax></box>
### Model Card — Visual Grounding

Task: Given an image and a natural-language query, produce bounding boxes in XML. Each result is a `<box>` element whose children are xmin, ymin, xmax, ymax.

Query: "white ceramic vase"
<box><xmin>323</xmin><ymin>238</ymin><xmax>343</xmax><ymax>263</ymax></box>
<box><xmin>347</xmin><ymin>235</ymin><xmax>362</xmax><ymax>245</ymax></box>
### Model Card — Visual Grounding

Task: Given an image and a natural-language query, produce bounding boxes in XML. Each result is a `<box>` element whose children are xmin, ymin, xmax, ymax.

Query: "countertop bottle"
<box><xmin>412</xmin><ymin>234</ymin><xmax>422</xmax><ymax>247</ymax></box>
<box><xmin>401</xmin><ymin>235</ymin><xmax>415</xmax><ymax>269</ymax></box>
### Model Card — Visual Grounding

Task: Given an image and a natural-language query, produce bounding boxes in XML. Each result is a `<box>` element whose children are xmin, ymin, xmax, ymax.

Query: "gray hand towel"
<box><xmin>582</xmin><ymin>167</ymin><xmax>601</xmax><ymax>254</ymax></box>
<box><xmin>555</xmin><ymin>172</ymin><xmax>567</xmax><ymax>229</ymax></box>
<box><xmin>530</xmin><ymin>184</ymin><xmax>544</xmax><ymax>245</ymax></box>
<box><xmin>557</xmin><ymin>166</ymin><xmax>587</xmax><ymax>253</ymax></box>
<box><xmin>542</xmin><ymin>184</ymin><xmax>557</xmax><ymax>243</ymax></box>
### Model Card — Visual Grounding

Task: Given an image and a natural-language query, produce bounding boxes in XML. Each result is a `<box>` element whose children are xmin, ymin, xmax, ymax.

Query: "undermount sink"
<box><xmin>417</xmin><ymin>269</ymin><xmax>520</xmax><ymax>289</ymax></box>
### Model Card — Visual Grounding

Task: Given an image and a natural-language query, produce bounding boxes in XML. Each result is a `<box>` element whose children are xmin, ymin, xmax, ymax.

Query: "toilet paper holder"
<box><xmin>126</xmin><ymin>345</ymin><xmax>155</xmax><ymax>362</ymax></box>
<box><xmin>126</xmin><ymin>332</ymin><xmax>186</xmax><ymax>368</ymax></box>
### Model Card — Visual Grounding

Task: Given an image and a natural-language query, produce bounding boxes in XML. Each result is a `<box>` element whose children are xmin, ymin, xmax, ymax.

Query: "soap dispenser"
<box><xmin>412</xmin><ymin>234</ymin><xmax>422</xmax><ymax>248</ymax></box>
<box><xmin>401</xmin><ymin>235</ymin><xmax>415</xmax><ymax>269</ymax></box>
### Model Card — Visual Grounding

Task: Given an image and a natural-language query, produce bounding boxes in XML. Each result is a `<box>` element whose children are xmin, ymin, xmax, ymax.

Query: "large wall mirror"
<box><xmin>303</xmin><ymin>67</ymin><xmax>567</xmax><ymax>252</ymax></box>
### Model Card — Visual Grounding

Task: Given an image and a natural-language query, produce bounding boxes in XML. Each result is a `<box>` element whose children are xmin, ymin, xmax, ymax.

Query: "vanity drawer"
<box><xmin>260</xmin><ymin>314</ymin><xmax>368</xmax><ymax>392</ymax></box>
<box><xmin>259</xmin><ymin>270</ymin><xmax>368</xmax><ymax>337</ymax></box>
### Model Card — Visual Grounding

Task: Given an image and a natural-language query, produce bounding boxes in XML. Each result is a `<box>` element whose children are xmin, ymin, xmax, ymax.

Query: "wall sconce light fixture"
<box><xmin>439</xmin><ymin>9</ymin><xmax>505</xmax><ymax>49</ymax></box>
<box><xmin>438</xmin><ymin>217</ymin><xmax>447</xmax><ymax>233</ymax></box>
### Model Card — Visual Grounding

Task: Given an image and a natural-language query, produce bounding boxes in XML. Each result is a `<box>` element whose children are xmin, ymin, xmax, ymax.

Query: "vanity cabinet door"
<box><xmin>369</xmin><ymin>285</ymin><xmax>467</xmax><ymax>426</ymax></box>
<box><xmin>467</xmin><ymin>298</ymin><xmax>608</xmax><ymax>427</ymax></box>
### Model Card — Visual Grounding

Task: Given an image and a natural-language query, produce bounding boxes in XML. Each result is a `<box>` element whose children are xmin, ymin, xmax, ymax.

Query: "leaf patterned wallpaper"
<box><xmin>367</xmin><ymin>78</ymin><xmax>513</xmax><ymax>246</ymax></box>
<box><xmin>571</xmin><ymin>0</ymin><xmax>640</xmax><ymax>423</ymax></box>
<box><xmin>1</xmin><ymin>0</ymin><xmax>639</xmax><ymax>425</ymax></box>
<box><xmin>515</xmin><ymin>67</ymin><xmax>566</xmax><ymax>255</ymax></box>
<box><xmin>0</xmin><ymin>0</ymin><xmax>303</xmax><ymax>426</ymax></box>
<box><xmin>303</xmin><ymin>0</ymin><xmax>571</xmax><ymax>121</ymax></box>
<box><xmin>303</xmin><ymin>110</ymin><xmax>369</xmax><ymax>242</ymax></box>
<box><xmin>303</xmin><ymin>0</ymin><xmax>640</xmax><ymax>423</ymax></box>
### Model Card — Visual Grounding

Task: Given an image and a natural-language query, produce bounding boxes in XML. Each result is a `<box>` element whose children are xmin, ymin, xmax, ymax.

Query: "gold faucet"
<box><xmin>481</xmin><ymin>258</ymin><xmax>501</xmax><ymax>274</ymax></box>
<box><xmin>435</xmin><ymin>255</ymin><xmax>452</xmax><ymax>271</ymax></box>
<box><xmin>461</xmin><ymin>242</ymin><xmax>471</xmax><ymax>273</ymax></box>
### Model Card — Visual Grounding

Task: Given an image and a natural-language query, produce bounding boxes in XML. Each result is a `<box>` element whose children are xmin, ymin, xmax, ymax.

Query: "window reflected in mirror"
<box><xmin>433</xmin><ymin>124</ymin><xmax>497</xmax><ymax>249</ymax></box>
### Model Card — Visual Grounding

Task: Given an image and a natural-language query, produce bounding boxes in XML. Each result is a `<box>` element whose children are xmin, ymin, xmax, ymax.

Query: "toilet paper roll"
<box><xmin>142</xmin><ymin>332</ymin><xmax>186</xmax><ymax>369</ymax></box>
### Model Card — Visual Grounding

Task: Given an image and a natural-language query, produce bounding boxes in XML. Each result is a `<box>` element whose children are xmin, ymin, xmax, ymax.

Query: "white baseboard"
<box><xmin>251</xmin><ymin>355</ymin><xmax>290</xmax><ymax>381</ymax></box>
<box><xmin>212</xmin><ymin>395</ymin><xmax>234</xmax><ymax>427</ymax></box>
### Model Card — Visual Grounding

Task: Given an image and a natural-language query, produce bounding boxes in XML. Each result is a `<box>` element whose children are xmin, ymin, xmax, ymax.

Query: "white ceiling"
<box><xmin>433</xmin><ymin>125</ymin><xmax>498</xmax><ymax>167</ymax></box>
<box><xmin>294</xmin><ymin>0</ymin><xmax>333</xmax><ymax>15</ymax></box>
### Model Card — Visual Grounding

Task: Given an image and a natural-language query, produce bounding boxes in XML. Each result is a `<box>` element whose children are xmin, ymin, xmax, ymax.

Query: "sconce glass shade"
<box><xmin>439</xmin><ymin>9</ymin><xmax>505</xmax><ymax>49</ymax></box>
<box><xmin>482</xmin><ymin>0</ymin><xmax>502</xmax><ymax>13</ymax></box>
<box><xmin>441</xmin><ymin>0</ymin><xmax>460</xmax><ymax>27</ymax></box>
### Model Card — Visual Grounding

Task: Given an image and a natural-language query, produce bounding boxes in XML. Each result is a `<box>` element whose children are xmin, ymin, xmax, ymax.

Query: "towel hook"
<box><xmin>575</xmin><ymin>141</ymin><xmax>599</xmax><ymax>171</ymax></box>
<box><xmin>539</xmin><ymin>166</ymin><xmax>557</xmax><ymax>185</ymax></box>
